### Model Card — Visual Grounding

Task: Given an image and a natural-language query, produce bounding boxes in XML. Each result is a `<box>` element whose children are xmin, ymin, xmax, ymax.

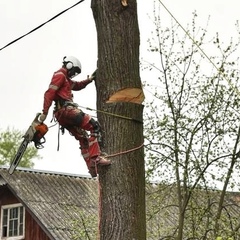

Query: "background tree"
<box><xmin>0</xmin><ymin>128</ymin><xmax>41</xmax><ymax>168</ymax></box>
<box><xmin>67</xmin><ymin>206</ymin><xmax>97</xmax><ymax>240</ymax></box>
<box><xmin>91</xmin><ymin>0</ymin><xmax>146</xmax><ymax>239</ymax></box>
<box><xmin>143</xmin><ymin>3</ymin><xmax>240</xmax><ymax>239</ymax></box>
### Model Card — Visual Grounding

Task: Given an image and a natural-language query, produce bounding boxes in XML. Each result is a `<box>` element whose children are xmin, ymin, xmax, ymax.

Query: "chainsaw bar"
<box><xmin>8</xmin><ymin>113</ymin><xmax>41</xmax><ymax>175</ymax></box>
<box><xmin>8</xmin><ymin>138</ymin><xmax>29</xmax><ymax>174</ymax></box>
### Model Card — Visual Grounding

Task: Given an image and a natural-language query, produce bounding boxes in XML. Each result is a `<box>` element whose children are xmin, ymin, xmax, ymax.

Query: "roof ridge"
<box><xmin>0</xmin><ymin>165</ymin><xmax>92</xmax><ymax>179</ymax></box>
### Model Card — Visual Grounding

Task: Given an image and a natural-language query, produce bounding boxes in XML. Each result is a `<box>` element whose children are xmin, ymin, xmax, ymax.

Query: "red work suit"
<box><xmin>43</xmin><ymin>67</ymin><xmax>101</xmax><ymax>170</ymax></box>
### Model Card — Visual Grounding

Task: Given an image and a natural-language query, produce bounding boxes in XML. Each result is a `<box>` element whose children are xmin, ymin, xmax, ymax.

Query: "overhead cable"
<box><xmin>159</xmin><ymin>0</ymin><xmax>239</xmax><ymax>95</ymax></box>
<box><xmin>0</xmin><ymin>0</ymin><xmax>85</xmax><ymax>52</ymax></box>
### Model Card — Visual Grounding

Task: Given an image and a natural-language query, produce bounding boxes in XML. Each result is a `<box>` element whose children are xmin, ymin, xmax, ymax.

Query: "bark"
<box><xmin>91</xmin><ymin>0</ymin><xmax>146</xmax><ymax>239</ymax></box>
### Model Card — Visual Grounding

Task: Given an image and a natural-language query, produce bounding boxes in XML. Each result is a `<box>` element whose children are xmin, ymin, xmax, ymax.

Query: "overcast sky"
<box><xmin>0</xmin><ymin>0</ymin><xmax>240</xmax><ymax>176</ymax></box>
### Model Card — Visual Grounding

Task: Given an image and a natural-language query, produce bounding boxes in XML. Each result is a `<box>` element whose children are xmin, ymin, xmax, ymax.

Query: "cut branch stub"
<box><xmin>121</xmin><ymin>0</ymin><xmax>128</xmax><ymax>7</ymax></box>
<box><xmin>106</xmin><ymin>88</ymin><xmax>144</xmax><ymax>104</ymax></box>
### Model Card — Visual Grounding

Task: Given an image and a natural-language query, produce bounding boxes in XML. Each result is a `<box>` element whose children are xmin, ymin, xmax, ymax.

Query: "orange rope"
<box><xmin>97</xmin><ymin>142</ymin><xmax>144</xmax><ymax>237</ymax></box>
<box><xmin>95</xmin><ymin>142</ymin><xmax>144</xmax><ymax>175</ymax></box>
<box><xmin>97</xmin><ymin>172</ymin><xmax>101</xmax><ymax>240</ymax></box>
<box><xmin>105</xmin><ymin>142</ymin><xmax>144</xmax><ymax>158</ymax></box>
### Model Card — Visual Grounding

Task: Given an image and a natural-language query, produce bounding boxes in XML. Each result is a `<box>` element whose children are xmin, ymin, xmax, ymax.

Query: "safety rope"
<box><xmin>78</xmin><ymin>105</ymin><xmax>143</xmax><ymax>124</ymax></box>
<box><xmin>105</xmin><ymin>142</ymin><xmax>144</xmax><ymax>158</ymax></box>
<box><xmin>96</xmin><ymin>142</ymin><xmax>144</xmax><ymax>229</ymax></box>
<box><xmin>92</xmin><ymin>142</ymin><xmax>144</xmax><ymax>177</ymax></box>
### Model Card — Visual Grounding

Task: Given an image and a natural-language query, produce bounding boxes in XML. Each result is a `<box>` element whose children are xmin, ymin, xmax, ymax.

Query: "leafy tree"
<box><xmin>0</xmin><ymin>127</ymin><xmax>41</xmax><ymax>168</ymax></box>
<box><xmin>67</xmin><ymin>207</ymin><xmax>97</xmax><ymax>240</ymax></box>
<box><xmin>143</xmin><ymin>2</ymin><xmax>240</xmax><ymax>239</ymax></box>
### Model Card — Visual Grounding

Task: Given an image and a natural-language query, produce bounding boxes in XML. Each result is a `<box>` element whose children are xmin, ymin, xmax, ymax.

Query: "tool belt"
<box><xmin>55</xmin><ymin>99</ymin><xmax>79</xmax><ymax>111</ymax></box>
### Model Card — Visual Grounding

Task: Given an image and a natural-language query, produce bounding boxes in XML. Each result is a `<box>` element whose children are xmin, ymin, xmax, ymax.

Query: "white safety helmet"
<box><xmin>63</xmin><ymin>56</ymin><xmax>82</xmax><ymax>78</ymax></box>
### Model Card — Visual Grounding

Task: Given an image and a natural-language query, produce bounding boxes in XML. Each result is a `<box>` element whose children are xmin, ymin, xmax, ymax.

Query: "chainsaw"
<box><xmin>8</xmin><ymin>113</ymin><xmax>48</xmax><ymax>175</ymax></box>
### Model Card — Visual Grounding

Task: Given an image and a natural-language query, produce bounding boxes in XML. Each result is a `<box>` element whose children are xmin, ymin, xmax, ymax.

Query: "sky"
<box><xmin>0</xmin><ymin>0</ymin><xmax>240</xmax><ymax>177</ymax></box>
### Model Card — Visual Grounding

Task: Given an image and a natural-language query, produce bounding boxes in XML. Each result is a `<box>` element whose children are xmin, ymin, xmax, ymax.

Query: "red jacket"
<box><xmin>43</xmin><ymin>68</ymin><xmax>92</xmax><ymax>114</ymax></box>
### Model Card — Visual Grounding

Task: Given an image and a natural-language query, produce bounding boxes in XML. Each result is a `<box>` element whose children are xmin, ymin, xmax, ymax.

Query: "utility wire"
<box><xmin>159</xmin><ymin>0</ymin><xmax>240</xmax><ymax>95</ymax></box>
<box><xmin>0</xmin><ymin>0</ymin><xmax>85</xmax><ymax>52</ymax></box>
<box><xmin>1</xmin><ymin>0</ymin><xmax>238</xmax><ymax>122</ymax></box>
<box><xmin>0</xmin><ymin>0</ymin><xmax>143</xmax><ymax>124</ymax></box>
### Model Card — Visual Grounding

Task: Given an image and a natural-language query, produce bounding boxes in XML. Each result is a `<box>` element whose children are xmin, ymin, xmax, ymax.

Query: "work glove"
<box><xmin>89</xmin><ymin>69</ymin><xmax>98</xmax><ymax>81</ymax></box>
<box><xmin>38</xmin><ymin>113</ymin><xmax>47</xmax><ymax>123</ymax></box>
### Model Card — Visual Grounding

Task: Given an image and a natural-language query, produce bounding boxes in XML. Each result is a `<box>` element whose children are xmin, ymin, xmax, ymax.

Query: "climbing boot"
<box><xmin>88</xmin><ymin>155</ymin><xmax>111</xmax><ymax>178</ymax></box>
<box><xmin>91</xmin><ymin>155</ymin><xmax>111</xmax><ymax>166</ymax></box>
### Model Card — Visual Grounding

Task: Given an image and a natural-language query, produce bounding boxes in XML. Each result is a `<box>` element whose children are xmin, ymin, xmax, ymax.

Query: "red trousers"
<box><xmin>54</xmin><ymin>105</ymin><xmax>101</xmax><ymax>169</ymax></box>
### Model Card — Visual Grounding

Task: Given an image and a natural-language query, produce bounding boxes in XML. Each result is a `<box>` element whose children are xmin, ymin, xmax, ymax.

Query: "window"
<box><xmin>1</xmin><ymin>204</ymin><xmax>25</xmax><ymax>239</ymax></box>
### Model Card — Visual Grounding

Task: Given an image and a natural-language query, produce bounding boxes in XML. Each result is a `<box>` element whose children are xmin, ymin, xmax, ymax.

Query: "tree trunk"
<box><xmin>91</xmin><ymin>0</ymin><xmax>146</xmax><ymax>239</ymax></box>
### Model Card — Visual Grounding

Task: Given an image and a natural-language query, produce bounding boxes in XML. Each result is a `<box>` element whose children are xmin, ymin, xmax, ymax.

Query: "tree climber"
<box><xmin>38</xmin><ymin>56</ymin><xmax>111</xmax><ymax>177</ymax></box>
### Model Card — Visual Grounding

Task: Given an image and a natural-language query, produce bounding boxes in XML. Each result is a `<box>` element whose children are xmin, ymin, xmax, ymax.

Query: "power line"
<box><xmin>0</xmin><ymin>0</ymin><xmax>144</xmax><ymax>125</ymax></box>
<box><xmin>0</xmin><ymin>0</ymin><xmax>85</xmax><ymax>52</ymax></box>
<box><xmin>2</xmin><ymin>0</ymin><xmax>237</xmax><ymax>120</ymax></box>
<box><xmin>159</xmin><ymin>0</ymin><xmax>240</xmax><ymax>96</ymax></box>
